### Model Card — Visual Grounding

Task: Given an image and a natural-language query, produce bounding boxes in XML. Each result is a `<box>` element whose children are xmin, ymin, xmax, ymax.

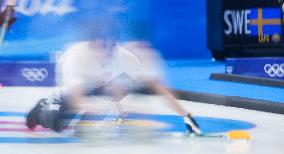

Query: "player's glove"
<box><xmin>0</xmin><ymin>5</ymin><xmax>16</xmax><ymax>29</ymax></box>
<box><xmin>184</xmin><ymin>113</ymin><xmax>202</xmax><ymax>135</ymax></box>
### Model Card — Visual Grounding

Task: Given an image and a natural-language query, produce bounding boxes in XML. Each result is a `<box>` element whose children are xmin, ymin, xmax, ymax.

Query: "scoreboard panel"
<box><xmin>207</xmin><ymin>0</ymin><xmax>284</xmax><ymax>59</ymax></box>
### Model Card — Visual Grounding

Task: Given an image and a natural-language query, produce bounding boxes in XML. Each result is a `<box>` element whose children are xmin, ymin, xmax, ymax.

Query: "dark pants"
<box><xmin>38</xmin><ymin>73</ymin><xmax>156</xmax><ymax>132</ymax></box>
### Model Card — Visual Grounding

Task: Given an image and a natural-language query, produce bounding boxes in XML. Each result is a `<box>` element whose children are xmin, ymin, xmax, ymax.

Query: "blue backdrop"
<box><xmin>0</xmin><ymin>0</ymin><xmax>210</xmax><ymax>61</ymax></box>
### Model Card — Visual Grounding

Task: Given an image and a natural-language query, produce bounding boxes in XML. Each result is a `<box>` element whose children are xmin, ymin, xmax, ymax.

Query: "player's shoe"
<box><xmin>184</xmin><ymin>114</ymin><xmax>202</xmax><ymax>135</ymax></box>
<box><xmin>26</xmin><ymin>98</ymin><xmax>48</xmax><ymax>129</ymax></box>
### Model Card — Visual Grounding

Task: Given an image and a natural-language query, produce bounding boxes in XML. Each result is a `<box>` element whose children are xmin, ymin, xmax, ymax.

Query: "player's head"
<box><xmin>97</xmin><ymin>24</ymin><xmax>119</xmax><ymax>53</ymax></box>
<box><xmin>124</xmin><ymin>21</ymin><xmax>152</xmax><ymax>42</ymax></box>
<box><xmin>81</xmin><ymin>18</ymin><xmax>120</xmax><ymax>53</ymax></box>
<box><xmin>81</xmin><ymin>18</ymin><xmax>120</xmax><ymax>40</ymax></box>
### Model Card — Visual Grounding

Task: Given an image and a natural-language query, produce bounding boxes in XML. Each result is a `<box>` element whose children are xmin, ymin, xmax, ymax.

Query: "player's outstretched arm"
<box><xmin>145</xmin><ymin>80</ymin><xmax>202</xmax><ymax>135</ymax></box>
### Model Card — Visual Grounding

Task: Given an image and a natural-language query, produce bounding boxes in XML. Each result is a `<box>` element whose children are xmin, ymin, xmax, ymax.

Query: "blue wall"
<box><xmin>152</xmin><ymin>0</ymin><xmax>211</xmax><ymax>59</ymax></box>
<box><xmin>0</xmin><ymin>0</ymin><xmax>211</xmax><ymax>61</ymax></box>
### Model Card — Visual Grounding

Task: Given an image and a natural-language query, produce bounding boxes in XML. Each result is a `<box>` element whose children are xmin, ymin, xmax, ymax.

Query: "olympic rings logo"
<box><xmin>22</xmin><ymin>68</ymin><xmax>48</xmax><ymax>82</ymax></box>
<box><xmin>264</xmin><ymin>64</ymin><xmax>284</xmax><ymax>78</ymax></box>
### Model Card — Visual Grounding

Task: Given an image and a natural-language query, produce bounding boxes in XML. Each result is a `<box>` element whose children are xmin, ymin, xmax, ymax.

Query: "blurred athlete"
<box><xmin>0</xmin><ymin>0</ymin><xmax>16</xmax><ymax>27</ymax></box>
<box><xmin>0</xmin><ymin>0</ymin><xmax>16</xmax><ymax>43</ymax></box>
<box><xmin>26</xmin><ymin>20</ymin><xmax>201</xmax><ymax>135</ymax></box>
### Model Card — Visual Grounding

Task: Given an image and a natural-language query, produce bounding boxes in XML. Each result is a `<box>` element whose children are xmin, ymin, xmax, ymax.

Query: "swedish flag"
<box><xmin>249</xmin><ymin>8</ymin><xmax>282</xmax><ymax>36</ymax></box>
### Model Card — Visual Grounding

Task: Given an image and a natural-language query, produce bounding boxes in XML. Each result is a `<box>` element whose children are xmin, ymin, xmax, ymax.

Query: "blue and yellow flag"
<box><xmin>248</xmin><ymin>8</ymin><xmax>282</xmax><ymax>36</ymax></box>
